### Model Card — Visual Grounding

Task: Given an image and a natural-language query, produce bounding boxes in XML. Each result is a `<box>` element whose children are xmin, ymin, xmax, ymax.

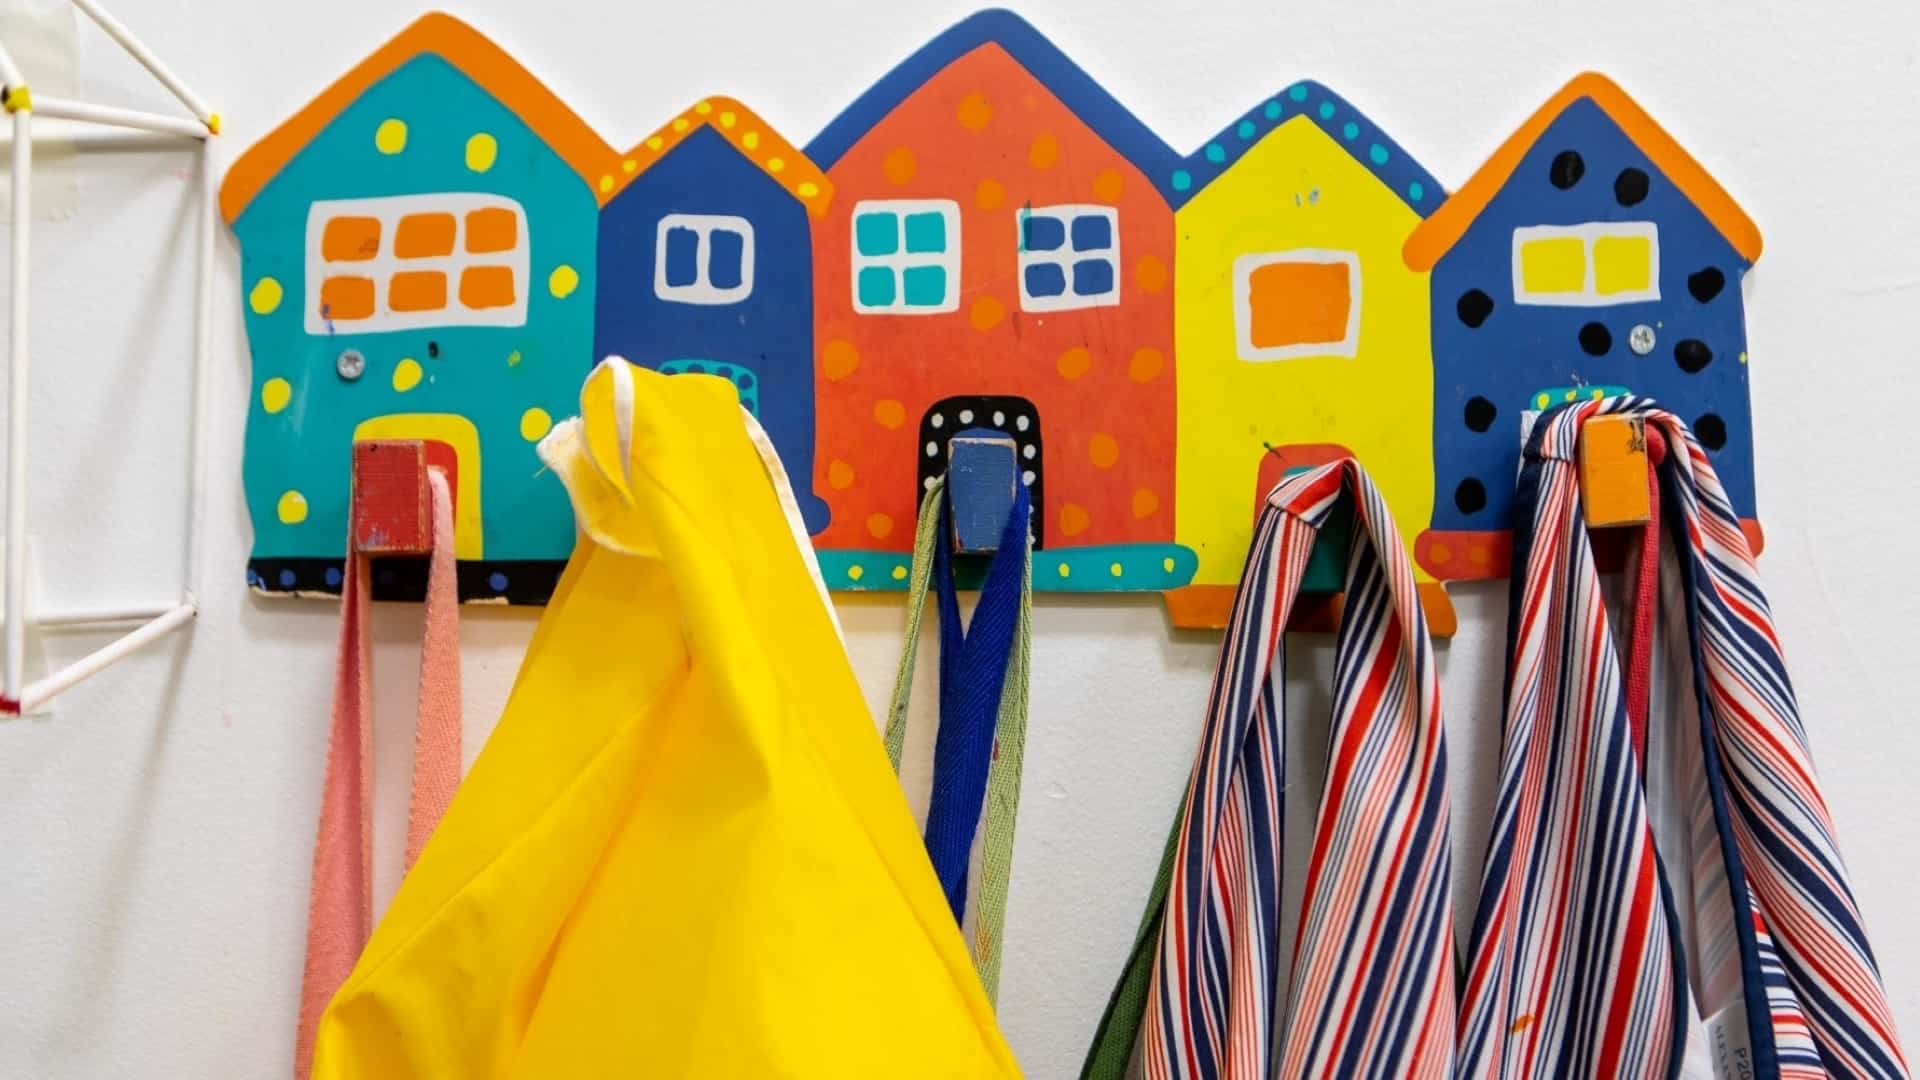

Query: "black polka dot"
<box><xmin>1674</xmin><ymin>339</ymin><xmax>1713</xmax><ymax>374</ymax></box>
<box><xmin>1687</xmin><ymin>267</ymin><xmax>1726</xmax><ymax>303</ymax></box>
<box><xmin>1579</xmin><ymin>321</ymin><xmax>1612</xmax><ymax>356</ymax></box>
<box><xmin>1455</xmin><ymin>478</ymin><xmax>1488</xmax><ymax>515</ymax></box>
<box><xmin>1694</xmin><ymin>413</ymin><xmax>1727</xmax><ymax>451</ymax></box>
<box><xmin>1456</xmin><ymin>288</ymin><xmax>1494</xmax><ymax>328</ymax></box>
<box><xmin>1549</xmin><ymin>150</ymin><xmax>1585</xmax><ymax>189</ymax></box>
<box><xmin>1613</xmin><ymin>167</ymin><xmax>1650</xmax><ymax>206</ymax></box>
<box><xmin>1464</xmin><ymin>396</ymin><xmax>1498</xmax><ymax>433</ymax></box>
<box><xmin>426</xmin><ymin>341</ymin><xmax>441</xmax><ymax>359</ymax></box>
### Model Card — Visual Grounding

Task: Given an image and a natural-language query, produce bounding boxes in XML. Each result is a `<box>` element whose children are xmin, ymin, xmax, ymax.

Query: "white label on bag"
<box><xmin>1707</xmin><ymin>1001</ymin><xmax>1755</xmax><ymax>1080</ymax></box>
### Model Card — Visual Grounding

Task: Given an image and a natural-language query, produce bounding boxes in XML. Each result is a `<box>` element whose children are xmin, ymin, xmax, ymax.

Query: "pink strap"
<box><xmin>295</xmin><ymin>468</ymin><xmax>462</xmax><ymax>1079</ymax></box>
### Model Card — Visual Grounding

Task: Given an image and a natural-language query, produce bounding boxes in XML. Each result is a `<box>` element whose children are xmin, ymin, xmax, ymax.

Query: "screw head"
<box><xmin>1628</xmin><ymin>324</ymin><xmax>1656</xmax><ymax>356</ymax></box>
<box><xmin>336</xmin><ymin>349</ymin><xmax>366</xmax><ymax>380</ymax></box>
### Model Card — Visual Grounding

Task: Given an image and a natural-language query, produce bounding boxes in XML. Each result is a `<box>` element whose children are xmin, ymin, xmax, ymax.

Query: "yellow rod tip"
<box><xmin>4</xmin><ymin>85</ymin><xmax>31</xmax><ymax>113</ymax></box>
<box><xmin>206</xmin><ymin>112</ymin><xmax>221</xmax><ymax>135</ymax></box>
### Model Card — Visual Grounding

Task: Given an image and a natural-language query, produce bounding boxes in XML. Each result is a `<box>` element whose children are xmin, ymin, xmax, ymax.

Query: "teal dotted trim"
<box><xmin>656</xmin><ymin>358</ymin><xmax>761</xmax><ymax>416</ymax></box>
<box><xmin>819</xmin><ymin>543</ymin><xmax>1197</xmax><ymax>593</ymax></box>
<box><xmin>1529</xmin><ymin>383</ymin><xmax>1631</xmax><ymax>410</ymax></box>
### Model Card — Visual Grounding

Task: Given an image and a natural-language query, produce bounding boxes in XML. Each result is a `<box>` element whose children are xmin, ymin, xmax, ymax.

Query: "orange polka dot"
<box><xmin>1429</xmin><ymin>542</ymin><xmax>1453</xmax><ymax>565</ymax></box>
<box><xmin>1029</xmin><ymin>133</ymin><xmax>1059</xmax><ymax>169</ymax></box>
<box><xmin>956</xmin><ymin>92</ymin><xmax>993</xmax><ymax>131</ymax></box>
<box><xmin>1057</xmin><ymin>346</ymin><xmax>1091</xmax><ymax>380</ymax></box>
<box><xmin>882</xmin><ymin>146</ymin><xmax>917</xmax><ymax>185</ymax></box>
<box><xmin>1131</xmin><ymin>488</ymin><xmax>1160</xmax><ymax>518</ymax></box>
<box><xmin>1468</xmin><ymin>545</ymin><xmax>1492</xmax><ymax>566</ymax></box>
<box><xmin>1059</xmin><ymin>503</ymin><xmax>1091</xmax><ymax>537</ymax></box>
<box><xmin>873</xmin><ymin>399</ymin><xmax>906</xmax><ymax>429</ymax></box>
<box><xmin>1135</xmin><ymin>255</ymin><xmax>1168</xmax><ymax>293</ymax></box>
<box><xmin>1089</xmin><ymin>433</ymin><xmax>1120</xmax><ymax>468</ymax></box>
<box><xmin>821</xmin><ymin>339</ymin><xmax>859</xmax><ymax>381</ymax></box>
<box><xmin>867</xmin><ymin>513</ymin><xmax>895</xmax><ymax>540</ymax></box>
<box><xmin>970</xmin><ymin>295</ymin><xmax>1005</xmax><ymax>331</ymax></box>
<box><xmin>975</xmin><ymin>178</ymin><xmax>1005</xmax><ymax>210</ymax></box>
<box><xmin>827</xmin><ymin>459</ymin><xmax>855</xmax><ymax>490</ymax></box>
<box><xmin>1128</xmin><ymin>346</ymin><xmax>1165</xmax><ymax>382</ymax></box>
<box><xmin>1092</xmin><ymin>168</ymin><xmax>1124</xmax><ymax>201</ymax></box>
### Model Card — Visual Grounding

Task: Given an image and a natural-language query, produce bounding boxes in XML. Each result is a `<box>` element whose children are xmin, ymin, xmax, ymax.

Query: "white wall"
<box><xmin>1</xmin><ymin>0</ymin><xmax>1916</xmax><ymax>1075</ymax></box>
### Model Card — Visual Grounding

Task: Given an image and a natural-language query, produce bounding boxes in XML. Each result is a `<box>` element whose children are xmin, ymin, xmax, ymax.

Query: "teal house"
<box><xmin>221</xmin><ymin>13</ymin><xmax>609</xmax><ymax>602</ymax></box>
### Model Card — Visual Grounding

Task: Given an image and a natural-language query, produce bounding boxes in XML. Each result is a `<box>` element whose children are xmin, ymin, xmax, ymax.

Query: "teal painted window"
<box><xmin>850</xmin><ymin>199</ymin><xmax>959</xmax><ymax>314</ymax></box>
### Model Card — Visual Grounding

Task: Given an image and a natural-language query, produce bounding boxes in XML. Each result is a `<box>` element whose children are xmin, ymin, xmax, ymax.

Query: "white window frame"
<box><xmin>653</xmin><ymin>213</ymin><xmax>755</xmax><ymax>305</ymax></box>
<box><xmin>1232</xmin><ymin>249</ymin><xmax>1361</xmax><ymax>362</ymax></box>
<box><xmin>302</xmin><ymin>192</ymin><xmax>530</xmax><ymax>334</ymax></box>
<box><xmin>1016</xmin><ymin>203</ymin><xmax>1120</xmax><ymax>312</ymax></box>
<box><xmin>1510</xmin><ymin>221</ymin><xmax>1661</xmax><ymax>307</ymax></box>
<box><xmin>850</xmin><ymin>198</ymin><xmax>960</xmax><ymax>315</ymax></box>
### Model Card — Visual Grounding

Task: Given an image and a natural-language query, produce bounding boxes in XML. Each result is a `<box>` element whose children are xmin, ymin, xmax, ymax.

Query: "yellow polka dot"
<box><xmin>821</xmin><ymin>339</ymin><xmax>860</xmax><ymax>381</ymax></box>
<box><xmin>969</xmin><ymin>295</ymin><xmax>1005</xmax><ymax>331</ymax></box>
<box><xmin>374</xmin><ymin>118</ymin><xmax>407</xmax><ymax>154</ymax></box>
<box><xmin>767</xmin><ymin>157</ymin><xmax>786</xmax><ymax>173</ymax></box>
<box><xmin>1162</xmin><ymin>557</ymin><xmax>1176</xmax><ymax>573</ymax></box>
<box><xmin>847</xmin><ymin>564</ymin><xmax>865</xmax><ymax>582</ymax></box>
<box><xmin>277</xmin><ymin>490</ymin><xmax>308</xmax><ymax>525</ymax></box>
<box><xmin>742</xmin><ymin>131</ymin><xmax>760</xmax><ymax>150</ymax></box>
<box><xmin>1092</xmin><ymin>168</ymin><xmax>1124</xmax><ymax>201</ymax></box>
<box><xmin>1535</xmin><ymin>393</ymin><xmax>1550</xmax><ymax>409</ymax></box>
<box><xmin>598</xmin><ymin>175</ymin><xmax>613</xmax><ymax>193</ymax></box>
<box><xmin>1591</xmin><ymin>388</ymin><xmax>1605</xmax><ymax>400</ymax></box>
<box><xmin>827</xmin><ymin>459</ymin><xmax>855</xmax><ymax>490</ymax></box>
<box><xmin>873</xmin><ymin>399</ymin><xmax>906</xmax><ymax>429</ymax></box>
<box><xmin>956</xmin><ymin>92</ymin><xmax>993</xmax><ymax>131</ymax></box>
<box><xmin>867</xmin><ymin>513</ymin><xmax>894</xmax><ymax>540</ymax></box>
<box><xmin>1029</xmin><ymin>133</ymin><xmax>1060</xmax><ymax>169</ymax></box>
<box><xmin>797</xmin><ymin>181</ymin><xmax>820</xmax><ymax>198</ymax></box>
<box><xmin>646</xmin><ymin>135</ymin><xmax>664</xmax><ymax>150</ymax></box>
<box><xmin>694</xmin><ymin>100</ymin><xmax>713</xmax><ymax>115</ymax></box>
<box><xmin>260</xmin><ymin>377</ymin><xmax>292</xmax><ymax>414</ymax></box>
<box><xmin>1135</xmin><ymin>255</ymin><xmax>1169</xmax><ymax>293</ymax></box>
<box><xmin>392</xmin><ymin>357</ymin><xmax>422</xmax><ymax>392</ymax></box>
<box><xmin>548</xmin><ymin>264</ymin><xmax>579</xmax><ymax>299</ymax></box>
<box><xmin>1089</xmin><ymin>433</ymin><xmax>1120</xmax><ymax>468</ymax></box>
<box><xmin>672</xmin><ymin>117</ymin><xmax>690</xmax><ymax>132</ymax></box>
<box><xmin>1057</xmin><ymin>562</ymin><xmax>1071</xmax><ymax>579</ymax></box>
<box><xmin>519</xmin><ymin>407</ymin><xmax>552</xmax><ymax>442</ymax></box>
<box><xmin>1564</xmin><ymin>390</ymin><xmax>1576</xmax><ymax>402</ymax></box>
<box><xmin>465</xmin><ymin>132</ymin><xmax>497</xmax><ymax>172</ymax></box>
<box><xmin>507</xmin><ymin>350</ymin><xmax>522</xmax><ymax>367</ymax></box>
<box><xmin>882</xmin><ymin>147</ymin><xmax>917</xmax><ymax>185</ymax></box>
<box><xmin>719</xmin><ymin>110</ymin><xmax>737</xmax><ymax>128</ymax></box>
<box><xmin>1128</xmin><ymin>346</ymin><xmax>1165</xmax><ymax>382</ymax></box>
<box><xmin>975</xmin><ymin>178</ymin><xmax>1005</xmax><ymax>210</ymax></box>
<box><xmin>1057</xmin><ymin>346</ymin><xmax>1092</xmax><ymax>380</ymax></box>
<box><xmin>1059</xmin><ymin>503</ymin><xmax>1090</xmax><ymax>536</ymax></box>
<box><xmin>1131</xmin><ymin>488</ymin><xmax>1160</xmax><ymax>518</ymax></box>
<box><xmin>892</xmin><ymin>565</ymin><xmax>908</xmax><ymax>581</ymax></box>
<box><xmin>1429</xmin><ymin>542</ymin><xmax>1453</xmax><ymax>565</ymax></box>
<box><xmin>249</xmin><ymin>277</ymin><xmax>282</xmax><ymax>315</ymax></box>
<box><xmin>1109</xmin><ymin>562</ymin><xmax>1123</xmax><ymax>578</ymax></box>
<box><xmin>622</xmin><ymin>159</ymin><xmax>637</xmax><ymax>173</ymax></box>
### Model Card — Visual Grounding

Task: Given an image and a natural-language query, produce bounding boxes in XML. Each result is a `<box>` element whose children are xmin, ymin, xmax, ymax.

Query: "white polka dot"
<box><xmin>1022</xmin><ymin>470</ymin><xmax>1035</xmax><ymax>485</ymax></box>
<box><xmin>959</xmin><ymin>409</ymin><xmax>974</xmax><ymax>423</ymax></box>
<box><xmin>993</xmin><ymin>410</ymin><xmax>1005</xmax><ymax>425</ymax></box>
<box><xmin>1023</xmin><ymin>443</ymin><xmax>1036</xmax><ymax>459</ymax></box>
<box><xmin>1016</xmin><ymin>415</ymin><xmax>1030</xmax><ymax>431</ymax></box>
<box><xmin>926</xmin><ymin>441</ymin><xmax>939</xmax><ymax>457</ymax></box>
<box><xmin>931</xmin><ymin>414</ymin><xmax>944</xmax><ymax>428</ymax></box>
<box><xmin>924</xmin><ymin>476</ymin><xmax>938</xmax><ymax>490</ymax></box>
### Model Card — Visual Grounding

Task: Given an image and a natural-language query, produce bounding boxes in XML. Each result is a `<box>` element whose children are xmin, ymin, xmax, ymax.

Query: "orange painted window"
<box><xmin>388</xmin><ymin>271</ymin><xmax>449</xmax><ymax>313</ymax></box>
<box><xmin>320</xmin><ymin>216</ymin><xmax>381</xmax><ymax>262</ymax></box>
<box><xmin>394</xmin><ymin>213</ymin><xmax>458</xmax><ymax>259</ymax></box>
<box><xmin>1248</xmin><ymin>262</ymin><xmax>1350</xmax><ymax>348</ymax></box>
<box><xmin>465</xmin><ymin>208</ymin><xmax>518</xmax><ymax>254</ymax></box>
<box><xmin>319</xmin><ymin>276</ymin><xmax>376</xmax><ymax>321</ymax></box>
<box><xmin>459</xmin><ymin>266</ymin><xmax>516</xmax><ymax>310</ymax></box>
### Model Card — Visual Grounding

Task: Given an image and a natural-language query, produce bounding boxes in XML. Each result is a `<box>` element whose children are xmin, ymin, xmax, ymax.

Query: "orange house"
<box><xmin>803</xmin><ymin>11</ymin><xmax>1190</xmax><ymax>590</ymax></box>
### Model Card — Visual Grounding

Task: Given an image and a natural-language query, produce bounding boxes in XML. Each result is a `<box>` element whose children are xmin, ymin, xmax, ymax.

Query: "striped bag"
<box><xmin>1126</xmin><ymin>457</ymin><xmax>1457</xmax><ymax>1080</ymax></box>
<box><xmin>1459</xmin><ymin>396</ymin><xmax>1908</xmax><ymax>1079</ymax></box>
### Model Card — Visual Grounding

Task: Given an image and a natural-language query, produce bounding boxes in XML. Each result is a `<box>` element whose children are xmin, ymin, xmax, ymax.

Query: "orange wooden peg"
<box><xmin>1580</xmin><ymin>414</ymin><xmax>1652</xmax><ymax>528</ymax></box>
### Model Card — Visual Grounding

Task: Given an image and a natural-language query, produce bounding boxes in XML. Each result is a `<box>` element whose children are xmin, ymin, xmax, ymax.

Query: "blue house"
<box><xmin>594</xmin><ymin>98</ymin><xmax>834</xmax><ymax>532</ymax></box>
<box><xmin>1404</xmin><ymin>73</ymin><xmax>1764</xmax><ymax>581</ymax></box>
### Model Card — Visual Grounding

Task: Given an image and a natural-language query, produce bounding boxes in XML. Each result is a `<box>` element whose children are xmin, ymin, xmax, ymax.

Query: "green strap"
<box><xmin>1077</xmin><ymin>796</ymin><xmax>1186</xmax><ymax>1080</ymax></box>
<box><xmin>882</xmin><ymin>477</ymin><xmax>1032</xmax><ymax>1004</ymax></box>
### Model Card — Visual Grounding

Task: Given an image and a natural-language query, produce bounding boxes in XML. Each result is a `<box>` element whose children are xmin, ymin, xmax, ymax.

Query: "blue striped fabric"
<box><xmin>1141</xmin><ymin>458</ymin><xmax>1457</xmax><ymax>1080</ymax></box>
<box><xmin>1459</xmin><ymin>396</ymin><xmax>1907</xmax><ymax>1079</ymax></box>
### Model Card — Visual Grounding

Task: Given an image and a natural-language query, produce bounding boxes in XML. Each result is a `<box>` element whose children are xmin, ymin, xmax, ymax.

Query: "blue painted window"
<box><xmin>1017</xmin><ymin>205</ymin><xmax>1120</xmax><ymax>311</ymax></box>
<box><xmin>851</xmin><ymin>200</ymin><xmax>960</xmax><ymax>314</ymax></box>
<box><xmin>654</xmin><ymin>213</ymin><xmax>755</xmax><ymax>305</ymax></box>
<box><xmin>663</xmin><ymin>227</ymin><xmax>700</xmax><ymax>288</ymax></box>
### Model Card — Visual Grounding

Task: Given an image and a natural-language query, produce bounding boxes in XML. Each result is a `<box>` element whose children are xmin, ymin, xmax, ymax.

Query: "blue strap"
<box><xmin>922</xmin><ymin>480</ymin><xmax>1031</xmax><ymax>921</ymax></box>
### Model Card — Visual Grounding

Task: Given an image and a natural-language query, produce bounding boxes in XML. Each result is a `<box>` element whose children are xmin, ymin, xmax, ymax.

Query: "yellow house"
<box><xmin>1168</xmin><ymin>82</ymin><xmax>1449</xmax><ymax>629</ymax></box>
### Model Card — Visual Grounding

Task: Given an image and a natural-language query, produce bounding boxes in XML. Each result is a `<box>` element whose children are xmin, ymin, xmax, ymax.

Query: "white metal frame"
<box><xmin>0</xmin><ymin>1</ymin><xmax>217</xmax><ymax>714</ymax></box>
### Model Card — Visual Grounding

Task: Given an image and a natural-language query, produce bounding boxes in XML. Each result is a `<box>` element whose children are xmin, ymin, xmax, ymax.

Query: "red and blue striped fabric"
<box><xmin>1141</xmin><ymin>458</ymin><xmax>1456</xmax><ymax>1080</ymax></box>
<box><xmin>1459</xmin><ymin>396</ymin><xmax>1907</xmax><ymax>1079</ymax></box>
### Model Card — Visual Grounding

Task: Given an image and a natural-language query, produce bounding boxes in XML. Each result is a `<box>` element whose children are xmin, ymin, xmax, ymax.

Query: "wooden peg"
<box><xmin>351</xmin><ymin>440</ymin><xmax>431</xmax><ymax>555</ymax></box>
<box><xmin>947</xmin><ymin>428</ymin><xmax>1020</xmax><ymax>554</ymax></box>
<box><xmin>1580</xmin><ymin>414</ymin><xmax>1652</xmax><ymax>528</ymax></box>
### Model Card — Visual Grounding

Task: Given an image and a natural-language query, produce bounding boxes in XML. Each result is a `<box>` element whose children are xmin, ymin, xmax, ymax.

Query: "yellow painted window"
<box><xmin>1592</xmin><ymin>234</ymin><xmax>1654</xmax><ymax>295</ymax></box>
<box><xmin>1518</xmin><ymin>237</ymin><xmax>1586</xmax><ymax>295</ymax></box>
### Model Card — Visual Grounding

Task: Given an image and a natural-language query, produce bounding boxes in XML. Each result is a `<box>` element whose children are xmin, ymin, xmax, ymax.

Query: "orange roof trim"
<box><xmin>1404</xmin><ymin>72</ymin><xmax>1762</xmax><ymax>271</ymax></box>
<box><xmin>220</xmin><ymin>12</ymin><xmax>614</xmax><ymax>223</ymax></box>
<box><xmin>598</xmin><ymin>97</ymin><xmax>833</xmax><ymax>216</ymax></box>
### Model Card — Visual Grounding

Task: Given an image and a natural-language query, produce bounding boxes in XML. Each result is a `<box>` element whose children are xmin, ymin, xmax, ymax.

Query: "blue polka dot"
<box><xmin>324</xmin><ymin>566</ymin><xmax>342</xmax><ymax>588</ymax></box>
<box><xmin>488</xmin><ymin>572</ymin><xmax>508</xmax><ymax>592</ymax></box>
<box><xmin>1203</xmin><ymin>143</ymin><xmax>1226</xmax><ymax>163</ymax></box>
<box><xmin>245</xmin><ymin>569</ymin><xmax>261</xmax><ymax>588</ymax></box>
<box><xmin>684</xmin><ymin>363</ymin><xmax>705</xmax><ymax>374</ymax></box>
<box><xmin>1408</xmin><ymin>181</ymin><xmax>1426</xmax><ymax>202</ymax></box>
<box><xmin>1235</xmin><ymin>120</ymin><xmax>1256</xmax><ymax>139</ymax></box>
<box><xmin>1369</xmin><ymin>143</ymin><xmax>1389</xmax><ymax>165</ymax></box>
<box><xmin>1341</xmin><ymin>121</ymin><xmax>1359</xmax><ymax>140</ymax></box>
<box><xmin>1263</xmin><ymin>100</ymin><xmax>1282</xmax><ymax>119</ymax></box>
<box><xmin>1287</xmin><ymin>84</ymin><xmax>1309</xmax><ymax>102</ymax></box>
<box><xmin>1318</xmin><ymin>102</ymin><xmax>1335</xmax><ymax>120</ymax></box>
<box><xmin>1170</xmin><ymin>169</ymin><xmax>1192</xmax><ymax>191</ymax></box>
<box><xmin>735</xmin><ymin>371</ymin><xmax>754</xmax><ymax>390</ymax></box>
<box><xmin>278</xmin><ymin>569</ymin><xmax>296</xmax><ymax>588</ymax></box>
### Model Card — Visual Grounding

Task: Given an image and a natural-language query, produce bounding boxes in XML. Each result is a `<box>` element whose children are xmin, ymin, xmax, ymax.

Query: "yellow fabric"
<box><xmin>310</xmin><ymin>360</ymin><xmax>1021</xmax><ymax>1078</ymax></box>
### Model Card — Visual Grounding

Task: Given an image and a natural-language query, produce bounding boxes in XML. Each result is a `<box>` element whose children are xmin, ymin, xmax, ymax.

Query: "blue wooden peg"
<box><xmin>947</xmin><ymin>427</ymin><xmax>1020</xmax><ymax>554</ymax></box>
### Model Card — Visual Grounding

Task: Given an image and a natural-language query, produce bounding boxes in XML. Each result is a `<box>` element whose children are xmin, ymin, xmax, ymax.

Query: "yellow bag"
<box><xmin>310</xmin><ymin>359</ymin><xmax>1020</xmax><ymax>1079</ymax></box>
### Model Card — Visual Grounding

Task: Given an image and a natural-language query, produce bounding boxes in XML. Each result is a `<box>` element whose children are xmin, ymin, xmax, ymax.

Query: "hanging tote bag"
<box><xmin>294</xmin><ymin>462</ymin><xmax>462</xmax><ymax>1080</ymax></box>
<box><xmin>1094</xmin><ymin>457</ymin><xmax>1458</xmax><ymax>1080</ymax></box>
<box><xmin>306</xmin><ymin>360</ymin><xmax>1019</xmax><ymax>1079</ymax></box>
<box><xmin>1458</xmin><ymin>396</ymin><xmax>1907</xmax><ymax>1079</ymax></box>
<box><xmin>882</xmin><ymin>475</ymin><xmax>1033</xmax><ymax>1002</ymax></box>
